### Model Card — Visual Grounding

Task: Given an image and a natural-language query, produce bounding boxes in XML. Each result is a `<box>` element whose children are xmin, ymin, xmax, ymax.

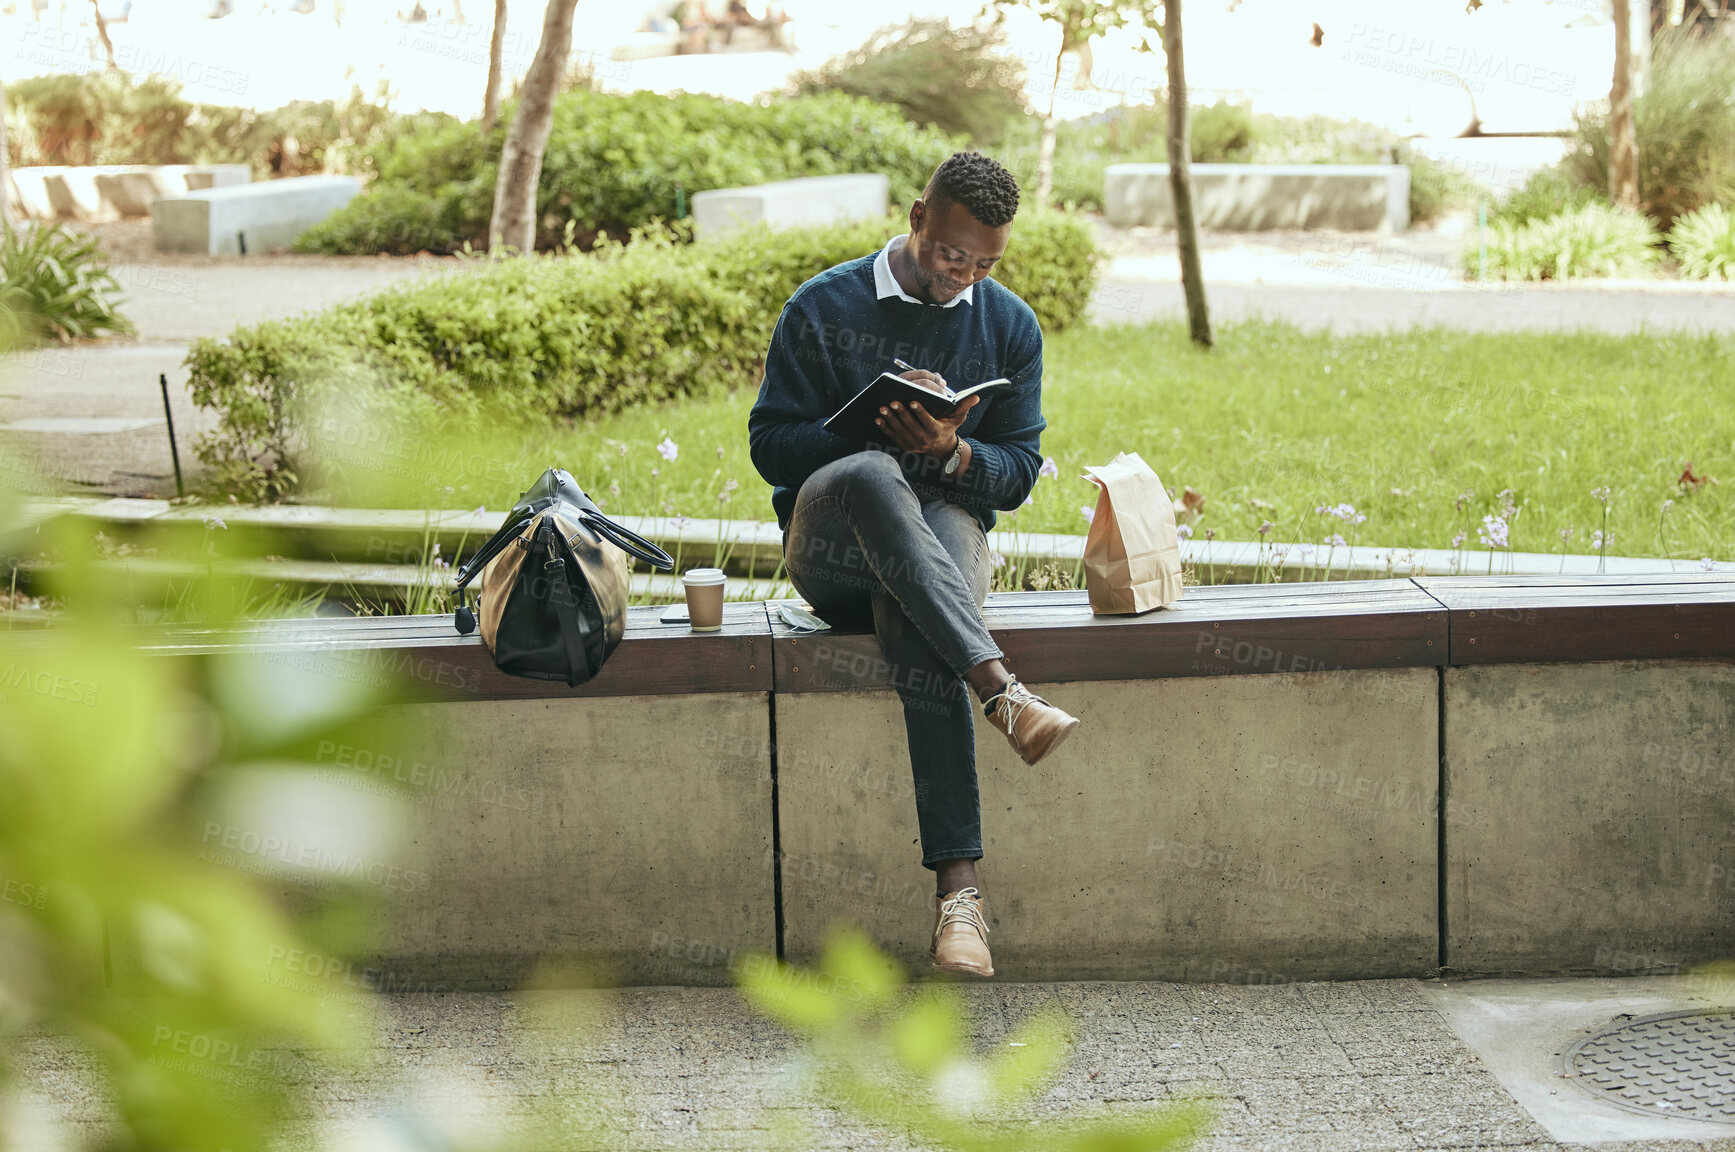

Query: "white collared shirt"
<box><xmin>873</xmin><ymin>234</ymin><xmax>974</xmax><ymax>308</ymax></box>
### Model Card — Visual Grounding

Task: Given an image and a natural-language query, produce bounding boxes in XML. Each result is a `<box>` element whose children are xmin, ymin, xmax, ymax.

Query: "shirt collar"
<box><xmin>873</xmin><ymin>234</ymin><xmax>973</xmax><ymax>308</ymax></box>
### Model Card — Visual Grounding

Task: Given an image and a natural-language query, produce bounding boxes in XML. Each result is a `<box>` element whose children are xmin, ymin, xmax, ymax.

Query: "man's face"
<box><xmin>903</xmin><ymin>197</ymin><xmax>1012</xmax><ymax>306</ymax></box>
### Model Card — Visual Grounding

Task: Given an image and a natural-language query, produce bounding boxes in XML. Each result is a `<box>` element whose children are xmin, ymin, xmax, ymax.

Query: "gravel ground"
<box><xmin>12</xmin><ymin>979</ymin><xmax>1735</xmax><ymax>1152</ymax></box>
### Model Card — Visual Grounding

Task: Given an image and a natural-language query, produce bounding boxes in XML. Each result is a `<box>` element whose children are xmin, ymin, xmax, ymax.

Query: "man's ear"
<box><xmin>908</xmin><ymin>198</ymin><xmax>926</xmax><ymax>234</ymax></box>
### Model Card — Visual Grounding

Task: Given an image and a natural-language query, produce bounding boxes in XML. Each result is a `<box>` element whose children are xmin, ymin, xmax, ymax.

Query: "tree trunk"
<box><xmin>1610</xmin><ymin>0</ymin><xmax>1640</xmax><ymax>211</ymax></box>
<box><xmin>1163</xmin><ymin>0</ymin><xmax>1212</xmax><ymax>348</ymax></box>
<box><xmin>481</xmin><ymin>0</ymin><xmax>507</xmax><ymax>130</ymax></box>
<box><xmin>1</xmin><ymin>71</ymin><xmax>11</xmax><ymax>230</ymax></box>
<box><xmin>91</xmin><ymin>0</ymin><xmax>119</xmax><ymax>70</ymax></box>
<box><xmin>1034</xmin><ymin>48</ymin><xmax>1063</xmax><ymax>207</ymax></box>
<box><xmin>487</xmin><ymin>0</ymin><xmax>576</xmax><ymax>253</ymax></box>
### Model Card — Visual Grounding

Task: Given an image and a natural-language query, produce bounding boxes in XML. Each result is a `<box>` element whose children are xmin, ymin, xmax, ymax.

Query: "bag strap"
<box><xmin>579</xmin><ymin>510</ymin><xmax>675</xmax><ymax>571</ymax></box>
<box><xmin>544</xmin><ymin>521</ymin><xmax>599</xmax><ymax>687</ymax></box>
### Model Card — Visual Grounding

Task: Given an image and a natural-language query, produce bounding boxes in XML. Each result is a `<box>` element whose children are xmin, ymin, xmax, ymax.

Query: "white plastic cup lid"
<box><xmin>682</xmin><ymin>568</ymin><xmax>726</xmax><ymax>585</ymax></box>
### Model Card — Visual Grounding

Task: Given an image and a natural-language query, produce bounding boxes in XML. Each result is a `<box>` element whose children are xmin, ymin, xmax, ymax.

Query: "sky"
<box><xmin>2</xmin><ymin>0</ymin><xmax>1624</xmax><ymax>136</ymax></box>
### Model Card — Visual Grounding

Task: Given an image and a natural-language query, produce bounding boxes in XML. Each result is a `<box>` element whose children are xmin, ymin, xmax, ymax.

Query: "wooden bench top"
<box><xmin>1416</xmin><ymin>574</ymin><xmax>1735</xmax><ymax>665</ymax></box>
<box><xmin>768</xmin><ymin>580</ymin><xmax>1446</xmax><ymax>693</ymax></box>
<box><xmin>115</xmin><ymin>576</ymin><xmax>1735</xmax><ymax>700</ymax></box>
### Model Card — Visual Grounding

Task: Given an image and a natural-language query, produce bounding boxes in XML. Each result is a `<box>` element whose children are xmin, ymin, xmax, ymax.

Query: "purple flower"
<box><xmin>202</xmin><ymin>516</ymin><xmax>227</xmax><ymax>530</ymax></box>
<box><xmin>1703</xmin><ymin>557</ymin><xmax>1721</xmax><ymax>572</ymax></box>
<box><xmin>1324</xmin><ymin>533</ymin><xmax>1347</xmax><ymax>548</ymax></box>
<box><xmin>1560</xmin><ymin>526</ymin><xmax>1576</xmax><ymax>543</ymax></box>
<box><xmin>1591</xmin><ymin>486</ymin><xmax>1612</xmax><ymax>505</ymax></box>
<box><xmin>473</xmin><ymin>505</ymin><xmax>487</xmax><ymax>516</ymax></box>
<box><xmin>717</xmin><ymin>478</ymin><xmax>739</xmax><ymax>504</ymax></box>
<box><xmin>1023</xmin><ymin>494</ymin><xmax>1034</xmax><ymax>506</ymax></box>
<box><xmin>1080</xmin><ymin>505</ymin><xmax>1095</xmax><ymax>525</ymax></box>
<box><xmin>1257</xmin><ymin>520</ymin><xmax>1274</xmax><ymax>538</ymax></box>
<box><xmin>1477</xmin><ymin>514</ymin><xmax>1509</xmax><ymax>550</ymax></box>
<box><xmin>657</xmin><ymin>437</ymin><xmax>679</xmax><ymax>462</ymax></box>
<box><xmin>1038</xmin><ymin>457</ymin><xmax>1059</xmax><ymax>479</ymax></box>
<box><xmin>989</xmin><ymin>550</ymin><xmax>1007</xmax><ymax>569</ymax></box>
<box><xmin>1176</xmin><ymin>524</ymin><xmax>1193</xmax><ymax>542</ymax></box>
<box><xmin>1591</xmin><ymin>530</ymin><xmax>1606</xmax><ymax>551</ymax></box>
<box><xmin>1315</xmin><ymin>502</ymin><xmax>1366</xmax><ymax>525</ymax></box>
<box><xmin>1450</xmin><ymin>531</ymin><xmax>1466</xmax><ymax>549</ymax></box>
<box><xmin>1495</xmin><ymin>488</ymin><xmax>1517</xmax><ymax>520</ymax></box>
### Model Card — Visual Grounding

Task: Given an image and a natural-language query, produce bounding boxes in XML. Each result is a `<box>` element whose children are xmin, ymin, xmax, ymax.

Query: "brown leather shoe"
<box><xmin>984</xmin><ymin>676</ymin><xmax>1080</xmax><ymax>766</ymax></box>
<box><xmin>930</xmin><ymin>887</ymin><xmax>994</xmax><ymax>977</ymax></box>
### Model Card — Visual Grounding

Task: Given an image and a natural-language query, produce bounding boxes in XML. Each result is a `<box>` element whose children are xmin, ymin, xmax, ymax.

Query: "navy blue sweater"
<box><xmin>747</xmin><ymin>252</ymin><xmax>1046</xmax><ymax>537</ymax></box>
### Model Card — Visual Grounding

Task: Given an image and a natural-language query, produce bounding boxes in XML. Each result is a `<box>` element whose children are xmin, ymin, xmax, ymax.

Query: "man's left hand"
<box><xmin>876</xmin><ymin>373</ymin><xmax>979</xmax><ymax>458</ymax></box>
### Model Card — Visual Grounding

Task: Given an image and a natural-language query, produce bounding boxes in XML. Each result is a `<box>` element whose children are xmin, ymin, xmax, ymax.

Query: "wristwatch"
<box><xmin>942</xmin><ymin>435</ymin><xmax>965</xmax><ymax>477</ymax></box>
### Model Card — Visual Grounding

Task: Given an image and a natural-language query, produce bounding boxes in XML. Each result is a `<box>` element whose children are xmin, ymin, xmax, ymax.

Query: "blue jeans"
<box><xmin>783</xmin><ymin>449</ymin><xmax>1003</xmax><ymax>870</ymax></box>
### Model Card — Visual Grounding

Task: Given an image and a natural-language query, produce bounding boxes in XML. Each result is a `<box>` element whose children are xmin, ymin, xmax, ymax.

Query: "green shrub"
<box><xmin>1406</xmin><ymin>152</ymin><xmax>1482</xmax><ymax>224</ymax></box>
<box><xmin>3</xmin><ymin>71</ymin><xmax>422</xmax><ymax>179</ymax></box>
<box><xmin>191</xmin><ymin>211</ymin><xmax>1099</xmax><ymax>501</ymax></box>
<box><xmin>1565</xmin><ymin>26</ymin><xmax>1735</xmax><ymax>232</ymax></box>
<box><xmin>1188</xmin><ymin>101</ymin><xmax>1257</xmax><ymax>163</ymax></box>
<box><xmin>290</xmin><ymin>183</ymin><xmax>472</xmax><ymax>256</ymax></box>
<box><xmin>1669</xmin><ymin>203</ymin><xmax>1735</xmax><ymax>280</ymax></box>
<box><xmin>990</xmin><ymin>209</ymin><xmax>1101</xmax><ymax>330</ymax></box>
<box><xmin>1470</xmin><ymin>203</ymin><xmax>1661</xmax><ymax>281</ymax></box>
<box><xmin>1488</xmin><ymin>166</ymin><xmax>1604</xmax><ymax>229</ymax></box>
<box><xmin>300</xmin><ymin>90</ymin><xmax>964</xmax><ymax>255</ymax></box>
<box><xmin>785</xmin><ymin>19</ymin><xmax>1028</xmax><ymax>144</ymax></box>
<box><xmin>0</xmin><ymin>223</ymin><xmax>133</xmax><ymax>347</ymax></box>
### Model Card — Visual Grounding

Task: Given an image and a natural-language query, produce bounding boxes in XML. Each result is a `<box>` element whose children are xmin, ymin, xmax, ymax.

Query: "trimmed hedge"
<box><xmin>294</xmin><ymin>89</ymin><xmax>964</xmax><ymax>255</ymax></box>
<box><xmin>191</xmin><ymin>211</ymin><xmax>1101</xmax><ymax>501</ymax></box>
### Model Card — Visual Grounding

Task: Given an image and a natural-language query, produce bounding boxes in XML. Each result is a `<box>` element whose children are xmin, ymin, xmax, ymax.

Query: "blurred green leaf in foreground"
<box><xmin>737</xmin><ymin>928</ymin><xmax>1217</xmax><ymax>1152</ymax></box>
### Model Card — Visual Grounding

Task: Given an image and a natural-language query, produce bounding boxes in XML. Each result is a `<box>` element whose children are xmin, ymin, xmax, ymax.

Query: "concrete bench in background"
<box><xmin>151</xmin><ymin>174</ymin><xmax>361</xmax><ymax>255</ymax></box>
<box><xmin>116</xmin><ymin>574</ymin><xmax>1735</xmax><ymax>988</ymax></box>
<box><xmin>10</xmin><ymin>164</ymin><xmax>250</xmax><ymax>221</ymax></box>
<box><xmin>1106</xmin><ymin>163</ymin><xmax>1411</xmax><ymax>232</ymax></box>
<box><xmin>691</xmin><ymin>173</ymin><xmax>889</xmax><ymax>242</ymax></box>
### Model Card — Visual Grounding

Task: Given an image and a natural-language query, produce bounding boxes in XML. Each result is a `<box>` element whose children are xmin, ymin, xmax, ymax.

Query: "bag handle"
<box><xmin>453</xmin><ymin>504</ymin><xmax>538</xmax><ymax>592</ymax></box>
<box><xmin>580</xmin><ymin>510</ymin><xmax>675</xmax><ymax>571</ymax></box>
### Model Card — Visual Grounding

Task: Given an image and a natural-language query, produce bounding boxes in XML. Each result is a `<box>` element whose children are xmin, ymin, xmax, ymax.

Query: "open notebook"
<box><xmin>822</xmin><ymin>373</ymin><xmax>1008</xmax><ymax>444</ymax></box>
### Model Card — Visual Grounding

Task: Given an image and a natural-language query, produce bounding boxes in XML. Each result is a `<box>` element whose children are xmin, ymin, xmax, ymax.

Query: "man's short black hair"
<box><xmin>924</xmin><ymin>151</ymin><xmax>1020</xmax><ymax>229</ymax></box>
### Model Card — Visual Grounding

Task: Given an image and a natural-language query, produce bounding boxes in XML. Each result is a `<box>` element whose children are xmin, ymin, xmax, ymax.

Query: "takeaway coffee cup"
<box><xmin>681</xmin><ymin>568</ymin><xmax>726</xmax><ymax>632</ymax></box>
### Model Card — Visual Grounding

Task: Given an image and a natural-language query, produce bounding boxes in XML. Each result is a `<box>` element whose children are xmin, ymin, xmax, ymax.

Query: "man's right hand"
<box><xmin>898</xmin><ymin>369</ymin><xmax>949</xmax><ymax>396</ymax></box>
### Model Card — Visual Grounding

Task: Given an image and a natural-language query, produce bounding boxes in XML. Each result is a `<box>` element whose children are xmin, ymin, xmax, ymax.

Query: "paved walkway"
<box><xmin>13</xmin><ymin>976</ymin><xmax>1735</xmax><ymax>1150</ymax></box>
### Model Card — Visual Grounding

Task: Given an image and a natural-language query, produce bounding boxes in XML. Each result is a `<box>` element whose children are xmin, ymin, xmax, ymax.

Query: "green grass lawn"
<box><xmin>365</xmin><ymin>319</ymin><xmax>1735</xmax><ymax>563</ymax></box>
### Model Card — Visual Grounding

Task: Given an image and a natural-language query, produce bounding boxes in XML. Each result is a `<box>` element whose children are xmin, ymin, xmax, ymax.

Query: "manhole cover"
<box><xmin>1555</xmin><ymin>1010</ymin><xmax>1735</xmax><ymax>1122</ymax></box>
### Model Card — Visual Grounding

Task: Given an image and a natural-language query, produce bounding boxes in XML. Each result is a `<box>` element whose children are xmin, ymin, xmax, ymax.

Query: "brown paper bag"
<box><xmin>1081</xmin><ymin>451</ymin><xmax>1184</xmax><ymax>614</ymax></box>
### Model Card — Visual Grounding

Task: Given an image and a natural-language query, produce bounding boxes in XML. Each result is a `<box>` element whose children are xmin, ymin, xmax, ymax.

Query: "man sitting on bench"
<box><xmin>747</xmin><ymin>151</ymin><xmax>1081</xmax><ymax>979</ymax></box>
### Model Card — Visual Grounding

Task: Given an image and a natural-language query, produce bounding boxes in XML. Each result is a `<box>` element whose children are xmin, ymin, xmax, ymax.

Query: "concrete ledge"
<box><xmin>363</xmin><ymin>691</ymin><xmax>776</xmax><ymax>988</ymax></box>
<box><xmin>1105</xmin><ymin>163</ymin><xmax>1410</xmax><ymax>232</ymax></box>
<box><xmin>99</xmin><ymin>576</ymin><xmax>1735</xmax><ymax>984</ymax></box>
<box><xmin>691</xmin><ymin>174</ymin><xmax>889</xmax><ymax>242</ymax></box>
<box><xmin>776</xmin><ymin>668</ymin><xmax>1440</xmax><ymax>981</ymax></box>
<box><xmin>151</xmin><ymin>174</ymin><xmax>360</xmax><ymax>255</ymax></box>
<box><xmin>1444</xmin><ymin>660</ymin><xmax>1735</xmax><ymax>975</ymax></box>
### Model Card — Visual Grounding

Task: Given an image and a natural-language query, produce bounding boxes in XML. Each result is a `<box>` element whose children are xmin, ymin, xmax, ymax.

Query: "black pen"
<box><xmin>892</xmin><ymin>358</ymin><xmax>953</xmax><ymax>398</ymax></box>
